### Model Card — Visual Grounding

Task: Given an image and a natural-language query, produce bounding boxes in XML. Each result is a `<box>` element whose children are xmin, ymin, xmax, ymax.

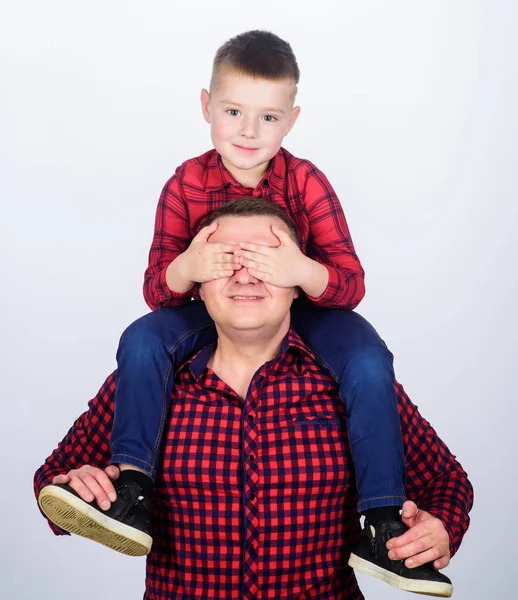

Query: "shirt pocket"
<box><xmin>256</xmin><ymin>412</ymin><xmax>349</xmax><ymax>496</ymax></box>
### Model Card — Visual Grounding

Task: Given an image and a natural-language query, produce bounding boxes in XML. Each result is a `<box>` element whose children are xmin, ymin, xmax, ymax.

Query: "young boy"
<box><xmin>38</xmin><ymin>30</ymin><xmax>452</xmax><ymax>595</ymax></box>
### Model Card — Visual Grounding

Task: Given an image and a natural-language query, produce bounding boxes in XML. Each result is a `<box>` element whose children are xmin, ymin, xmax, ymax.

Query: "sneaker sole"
<box><xmin>38</xmin><ymin>485</ymin><xmax>152</xmax><ymax>556</ymax></box>
<box><xmin>348</xmin><ymin>553</ymin><xmax>453</xmax><ymax>597</ymax></box>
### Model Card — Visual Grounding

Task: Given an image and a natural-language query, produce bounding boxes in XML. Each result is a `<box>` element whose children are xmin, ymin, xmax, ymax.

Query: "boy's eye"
<box><xmin>227</xmin><ymin>109</ymin><xmax>240</xmax><ymax>117</ymax></box>
<box><xmin>263</xmin><ymin>114</ymin><xmax>277</xmax><ymax>122</ymax></box>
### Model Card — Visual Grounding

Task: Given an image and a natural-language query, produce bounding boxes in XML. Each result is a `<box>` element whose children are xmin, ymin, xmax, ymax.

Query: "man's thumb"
<box><xmin>401</xmin><ymin>500</ymin><xmax>419</xmax><ymax>526</ymax></box>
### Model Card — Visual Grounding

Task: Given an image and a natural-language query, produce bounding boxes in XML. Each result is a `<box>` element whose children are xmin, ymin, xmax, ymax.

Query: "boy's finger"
<box><xmin>271</xmin><ymin>224</ymin><xmax>294</xmax><ymax>246</ymax></box>
<box><xmin>239</xmin><ymin>242</ymin><xmax>271</xmax><ymax>255</ymax></box>
<box><xmin>193</xmin><ymin>222</ymin><xmax>218</xmax><ymax>242</ymax></box>
<box><xmin>217</xmin><ymin>252</ymin><xmax>238</xmax><ymax>263</ymax></box>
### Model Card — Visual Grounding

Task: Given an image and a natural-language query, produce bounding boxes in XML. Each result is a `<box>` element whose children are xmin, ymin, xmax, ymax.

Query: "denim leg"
<box><xmin>110</xmin><ymin>301</ymin><xmax>216</xmax><ymax>481</ymax></box>
<box><xmin>291</xmin><ymin>298</ymin><xmax>406</xmax><ymax>512</ymax></box>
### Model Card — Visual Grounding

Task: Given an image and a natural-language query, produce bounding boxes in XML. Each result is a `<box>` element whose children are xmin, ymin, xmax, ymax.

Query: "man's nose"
<box><xmin>239</xmin><ymin>116</ymin><xmax>258</xmax><ymax>138</ymax></box>
<box><xmin>234</xmin><ymin>267</ymin><xmax>259</xmax><ymax>284</ymax></box>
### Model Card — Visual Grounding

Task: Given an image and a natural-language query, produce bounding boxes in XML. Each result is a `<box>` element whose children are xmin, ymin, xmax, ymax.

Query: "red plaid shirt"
<box><xmin>34</xmin><ymin>330</ymin><xmax>473</xmax><ymax>600</ymax></box>
<box><xmin>144</xmin><ymin>148</ymin><xmax>365</xmax><ymax>311</ymax></box>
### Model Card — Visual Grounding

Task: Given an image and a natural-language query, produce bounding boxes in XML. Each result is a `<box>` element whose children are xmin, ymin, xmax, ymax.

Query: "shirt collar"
<box><xmin>183</xmin><ymin>326</ymin><xmax>315</xmax><ymax>381</ymax></box>
<box><xmin>204</xmin><ymin>148</ymin><xmax>286</xmax><ymax>195</ymax></box>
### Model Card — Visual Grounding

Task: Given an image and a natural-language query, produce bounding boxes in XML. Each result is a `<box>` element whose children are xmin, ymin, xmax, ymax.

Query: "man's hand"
<box><xmin>386</xmin><ymin>500</ymin><xmax>451</xmax><ymax>570</ymax></box>
<box><xmin>235</xmin><ymin>224</ymin><xmax>313</xmax><ymax>288</ymax></box>
<box><xmin>52</xmin><ymin>465</ymin><xmax>120</xmax><ymax>511</ymax></box>
<box><xmin>168</xmin><ymin>222</ymin><xmax>241</xmax><ymax>292</ymax></box>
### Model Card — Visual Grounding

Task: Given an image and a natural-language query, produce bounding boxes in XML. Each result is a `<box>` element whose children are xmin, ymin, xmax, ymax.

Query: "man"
<box><xmin>35</xmin><ymin>198</ymin><xmax>473</xmax><ymax>599</ymax></box>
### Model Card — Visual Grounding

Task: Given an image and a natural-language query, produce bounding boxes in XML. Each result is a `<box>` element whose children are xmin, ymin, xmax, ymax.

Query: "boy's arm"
<box><xmin>33</xmin><ymin>373</ymin><xmax>117</xmax><ymax>535</ymax></box>
<box><xmin>302</xmin><ymin>164</ymin><xmax>366</xmax><ymax>310</ymax></box>
<box><xmin>396</xmin><ymin>381</ymin><xmax>474</xmax><ymax>557</ymax></box>
<box><xmin>143</xmin><ymin>170</ymin><xmax>195</xmax><ymax>310</ymax></box>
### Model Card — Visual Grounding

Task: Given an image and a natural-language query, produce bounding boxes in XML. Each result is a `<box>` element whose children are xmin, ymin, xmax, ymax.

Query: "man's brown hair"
<box><xmin>210</xmin><ymin>30</ymin><xmax>300</xmax><ymax>91</ymax></box>
<box><xmin>201</xmin><ymin>197</ymin><xmax>299</xmax><ymax>245</ymax></box>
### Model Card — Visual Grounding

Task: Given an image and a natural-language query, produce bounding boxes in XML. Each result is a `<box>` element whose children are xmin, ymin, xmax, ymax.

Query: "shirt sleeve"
<box><xmin>33</xmin><ymin>373</ymin><xmax>117</xmax><ymax>536</ymax></box>
<box><xmin>397</xmin><ymin>382</ymin><xmax>474</xmax><ymax>557</ymax></box>
<box><xmin>302</xmin><ymin>164</ymin><xmax>365</xmax><ymax>309</ymax></box>
<box><xmin>143</xmin><ymin>168</ymin><xmax>195</xmax><ymax>310</ymax></box>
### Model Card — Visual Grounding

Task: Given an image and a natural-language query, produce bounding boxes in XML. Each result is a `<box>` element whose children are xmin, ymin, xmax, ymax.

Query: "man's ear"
<box><xmin>201</xmin><ymin>89</ymin><xmax>211</xmax><ymax>124</ymax></box>
<box><xmin>199</xmin><ymin>284</ymin><xmax>205</xmax><ymax>301</ymax></box>
<box><xmin>293</xmin><ymin>287</ymin><xmax>300</xmax><ymax>299</ymax></box>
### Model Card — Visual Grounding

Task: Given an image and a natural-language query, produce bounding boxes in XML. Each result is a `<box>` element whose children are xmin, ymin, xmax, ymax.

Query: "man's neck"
<box><xmin>207</xmin><ymin>324</ymin><xmax>289</xmax><ymax>399</ymax></box>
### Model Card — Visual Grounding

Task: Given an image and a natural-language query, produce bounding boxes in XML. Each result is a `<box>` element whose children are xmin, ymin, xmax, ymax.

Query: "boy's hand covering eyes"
<box><xmin>181</xmin><ymin>222</ymin><xmax>241</xmax><ymax>283</ymax></box>
<box><xmin>235</xmin><ymin>224</ymin><xmax>312</xmax><ymax>288</ymax></box>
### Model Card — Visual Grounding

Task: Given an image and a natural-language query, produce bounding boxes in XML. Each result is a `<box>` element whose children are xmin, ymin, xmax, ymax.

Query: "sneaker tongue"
<box><xmin>117</xmin><ymin>470</ymin><xmax>153</xmax><ymax>494</ymax></box>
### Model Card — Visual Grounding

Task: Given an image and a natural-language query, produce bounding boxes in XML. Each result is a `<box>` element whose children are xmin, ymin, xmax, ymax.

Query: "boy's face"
<box><xmin>201</xmin><ymin>70</ymin><xmax>300</xmax><ymax>187</ymax></box>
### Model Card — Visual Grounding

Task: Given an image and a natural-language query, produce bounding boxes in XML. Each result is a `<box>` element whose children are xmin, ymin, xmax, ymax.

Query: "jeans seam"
<box><xmin>149</xmin><ymin>320</ymin><xmax>216</xmax><ymax>477</ymax></box>
<box><xmin>167</xmin><ymin>321</ymin><xmax>216</xmax><ymax>355</ymax></box>
<box><xmin>358</xmin><ymin>495</ymin><xmax>407</xmax><ymax>511</ymax></box>
<box><xmin>111</xmin><ymin>453</ymin><xmax>154</xmax><ymax>471</ymax></box>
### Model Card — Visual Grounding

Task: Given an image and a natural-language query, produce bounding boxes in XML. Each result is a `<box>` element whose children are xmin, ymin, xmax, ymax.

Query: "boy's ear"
<box><xmin>286</xmin><ymin>105</ymin><xmax>301</xmax><ymax>135</ymax></box>
<box><xmin>201</xmin><ymin>89</ymin><xmax>211</xmax><ymax>123</ymax></box>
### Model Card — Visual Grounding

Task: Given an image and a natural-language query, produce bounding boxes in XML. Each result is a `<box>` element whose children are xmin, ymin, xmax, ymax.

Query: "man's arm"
<box><xmin>33</xmin><ymin>373</ymin><xmax>117</xmax><ymax>534</ymax></box>
<box><xmin>396</xmin><ymin>381</ymin><xmax>474</xmax><ymax>558</ymax></box>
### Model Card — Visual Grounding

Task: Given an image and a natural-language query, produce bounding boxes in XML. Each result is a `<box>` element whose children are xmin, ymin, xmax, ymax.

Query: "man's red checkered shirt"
<box><xmin>143</xmin><ymin>147</ymin><xmax>365</xmax><ymax>311</ymax></box>
<box><xmin>34</xmin><ymin>330</ymin><xmax>473</xmax><ymax>600</ymax></box>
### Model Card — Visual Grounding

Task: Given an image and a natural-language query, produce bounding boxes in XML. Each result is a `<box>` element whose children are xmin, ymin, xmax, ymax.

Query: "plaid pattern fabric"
<box><xmin>143</xmin><ymin>148</ymin><xmax>365</xmax><ymax>311</ymax></box>
<box><xmin>34</xmin><ymin>330</ymin><xmax>473</xmax><ymax>599</ymax></box>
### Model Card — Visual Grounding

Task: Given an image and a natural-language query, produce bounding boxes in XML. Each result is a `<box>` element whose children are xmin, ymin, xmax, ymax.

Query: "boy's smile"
<box><xmin>201</xmin><ymin>71</ymin><xmax>300</xmax><ymax>188</ymax></box>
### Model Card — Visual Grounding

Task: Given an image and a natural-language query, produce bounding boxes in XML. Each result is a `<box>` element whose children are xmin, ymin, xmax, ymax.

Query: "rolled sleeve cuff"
<box><xmin>155</xmin><ymin>269</ymin><xmax>193</xmax><ymax>307</ymax></box>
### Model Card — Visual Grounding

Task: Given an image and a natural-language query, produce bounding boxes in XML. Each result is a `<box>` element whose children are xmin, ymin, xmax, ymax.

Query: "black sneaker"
<box><xmin>38</xmin><ymin>480</ymin><xmax>153</xmax><ymax>556</ymax></box>
<box><xmin>348</xmin><ymin>520</ymin><xmax>453</xmax><ymax>597</ymax></box>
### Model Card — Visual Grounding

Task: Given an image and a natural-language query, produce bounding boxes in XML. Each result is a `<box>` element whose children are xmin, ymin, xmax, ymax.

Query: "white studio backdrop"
<box><xmin>1</xmin><ymin>1</ymin><xmax>516</xmax><ymax>598</ymax></box>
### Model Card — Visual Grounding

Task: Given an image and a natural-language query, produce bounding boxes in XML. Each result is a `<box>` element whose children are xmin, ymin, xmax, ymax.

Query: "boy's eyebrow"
<box><xmin>219</xmin><ymin>100</ymin><xmax>286</xmax><ymax>115</ymax></box>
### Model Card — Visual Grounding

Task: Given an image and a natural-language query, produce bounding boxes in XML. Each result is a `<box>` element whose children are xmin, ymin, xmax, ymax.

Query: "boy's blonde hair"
<box><xmin>210</xmin><ymin>30</ymin><xmax>300</xmax><ymax>92</ymax></box>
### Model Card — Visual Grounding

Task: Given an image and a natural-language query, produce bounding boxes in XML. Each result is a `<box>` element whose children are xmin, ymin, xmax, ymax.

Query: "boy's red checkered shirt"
<box><xmin>144</xmin><ymin>147</ymin><xmax>365</xmax><ymax>311</ymax></box>
<box><xmin>34</xmin><ymin>329</ymin><xmax>473</xmax><ymax>599</ymax></box>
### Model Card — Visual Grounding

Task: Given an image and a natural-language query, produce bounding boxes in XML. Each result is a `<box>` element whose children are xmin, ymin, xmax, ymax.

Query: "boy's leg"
<box><xmin>291</xmin><ymin>297</ymin><xmax>405</xmax><ymax>512</ymax></box>
<box><xmin>290</xmin><ymin>298</ymin><xmax>453</xmax><ymax>597</ymax></box>
<box><xmin>38</xmin><ymin>301</ymin><xmax>216</xmax><ymax>557</ymax></box>
<box><xmin>111</xmin><ymin>301</ymin><xmax>216</xmax><ymax>479</ymax></box>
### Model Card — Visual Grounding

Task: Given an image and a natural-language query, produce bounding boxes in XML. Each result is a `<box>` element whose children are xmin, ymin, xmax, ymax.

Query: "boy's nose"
<box><xmin>240</xmin><ymin>116</ymin><xmax>258</xmax><ymax>139</ymax></box>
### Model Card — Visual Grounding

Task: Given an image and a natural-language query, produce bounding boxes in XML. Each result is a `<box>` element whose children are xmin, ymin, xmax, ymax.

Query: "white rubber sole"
<box><xmin>348</xmin><ymin>553</ymin><xmax>453</xmax><ymax>597</ymax></box>
<box><xmin>38</xmin><ymin>485</ymin><xmax>152</xmax><ymax>556</ymax></box>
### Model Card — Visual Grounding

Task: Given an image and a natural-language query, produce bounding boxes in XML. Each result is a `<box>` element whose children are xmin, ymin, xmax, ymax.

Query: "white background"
<box><xmin>2</xmin><ymin>1</ymin><xmax>516</xmax><ymax>598</ymax></box>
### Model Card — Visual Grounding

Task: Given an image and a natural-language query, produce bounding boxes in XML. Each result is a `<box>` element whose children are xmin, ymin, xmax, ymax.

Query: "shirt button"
<box><xmin>262</xmin><ymin>179</ymin><xmax>269</xmax><ymax>187</ymax></box>
<box><xmin>249</xmin><ymin>544</ymin><xmax>256</xmax><ymax>554</ymax></box>
<box><xmin>249</xmin><ymin>493</ymin><xmax>255</xmax><ymax>501</ymax></box>
<box><xmin>247</xmin><ymin>414</ymin><xmax>254</xmax><ymax>422</ymax></box>
<box><xmin>248</xmin><ymin>454</ymin><xmax>255</xmax><ymax>462</ymax></box>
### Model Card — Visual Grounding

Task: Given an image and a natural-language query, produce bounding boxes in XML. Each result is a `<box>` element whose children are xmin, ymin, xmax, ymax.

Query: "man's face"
<box><xmin>201</xmin><ymin>70</ymin><xmax>300</xmax><ymax>186</ymax></box>
<box><xmin>200</xmin><ymin>215</ymin><xmax>298</xmax><ymax>336</ymax></box>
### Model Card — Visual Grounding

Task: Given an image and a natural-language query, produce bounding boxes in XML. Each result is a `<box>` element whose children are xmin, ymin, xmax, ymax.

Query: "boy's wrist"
<box><xmin>298</xmin><ymin>257</ymin><xmax>328</xmax><ymax>299</ymax></box>
<box><xmin>166</xmin><ymin>254</ymin><xmax>195</xmax><ymax>294</ymax></box>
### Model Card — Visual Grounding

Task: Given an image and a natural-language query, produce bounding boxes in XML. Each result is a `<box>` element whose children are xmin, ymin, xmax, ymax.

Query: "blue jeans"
<box><xmin>111</xmin><ymin>298</ymin><xmax>406</xmax><ymax>511</ymax></box>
